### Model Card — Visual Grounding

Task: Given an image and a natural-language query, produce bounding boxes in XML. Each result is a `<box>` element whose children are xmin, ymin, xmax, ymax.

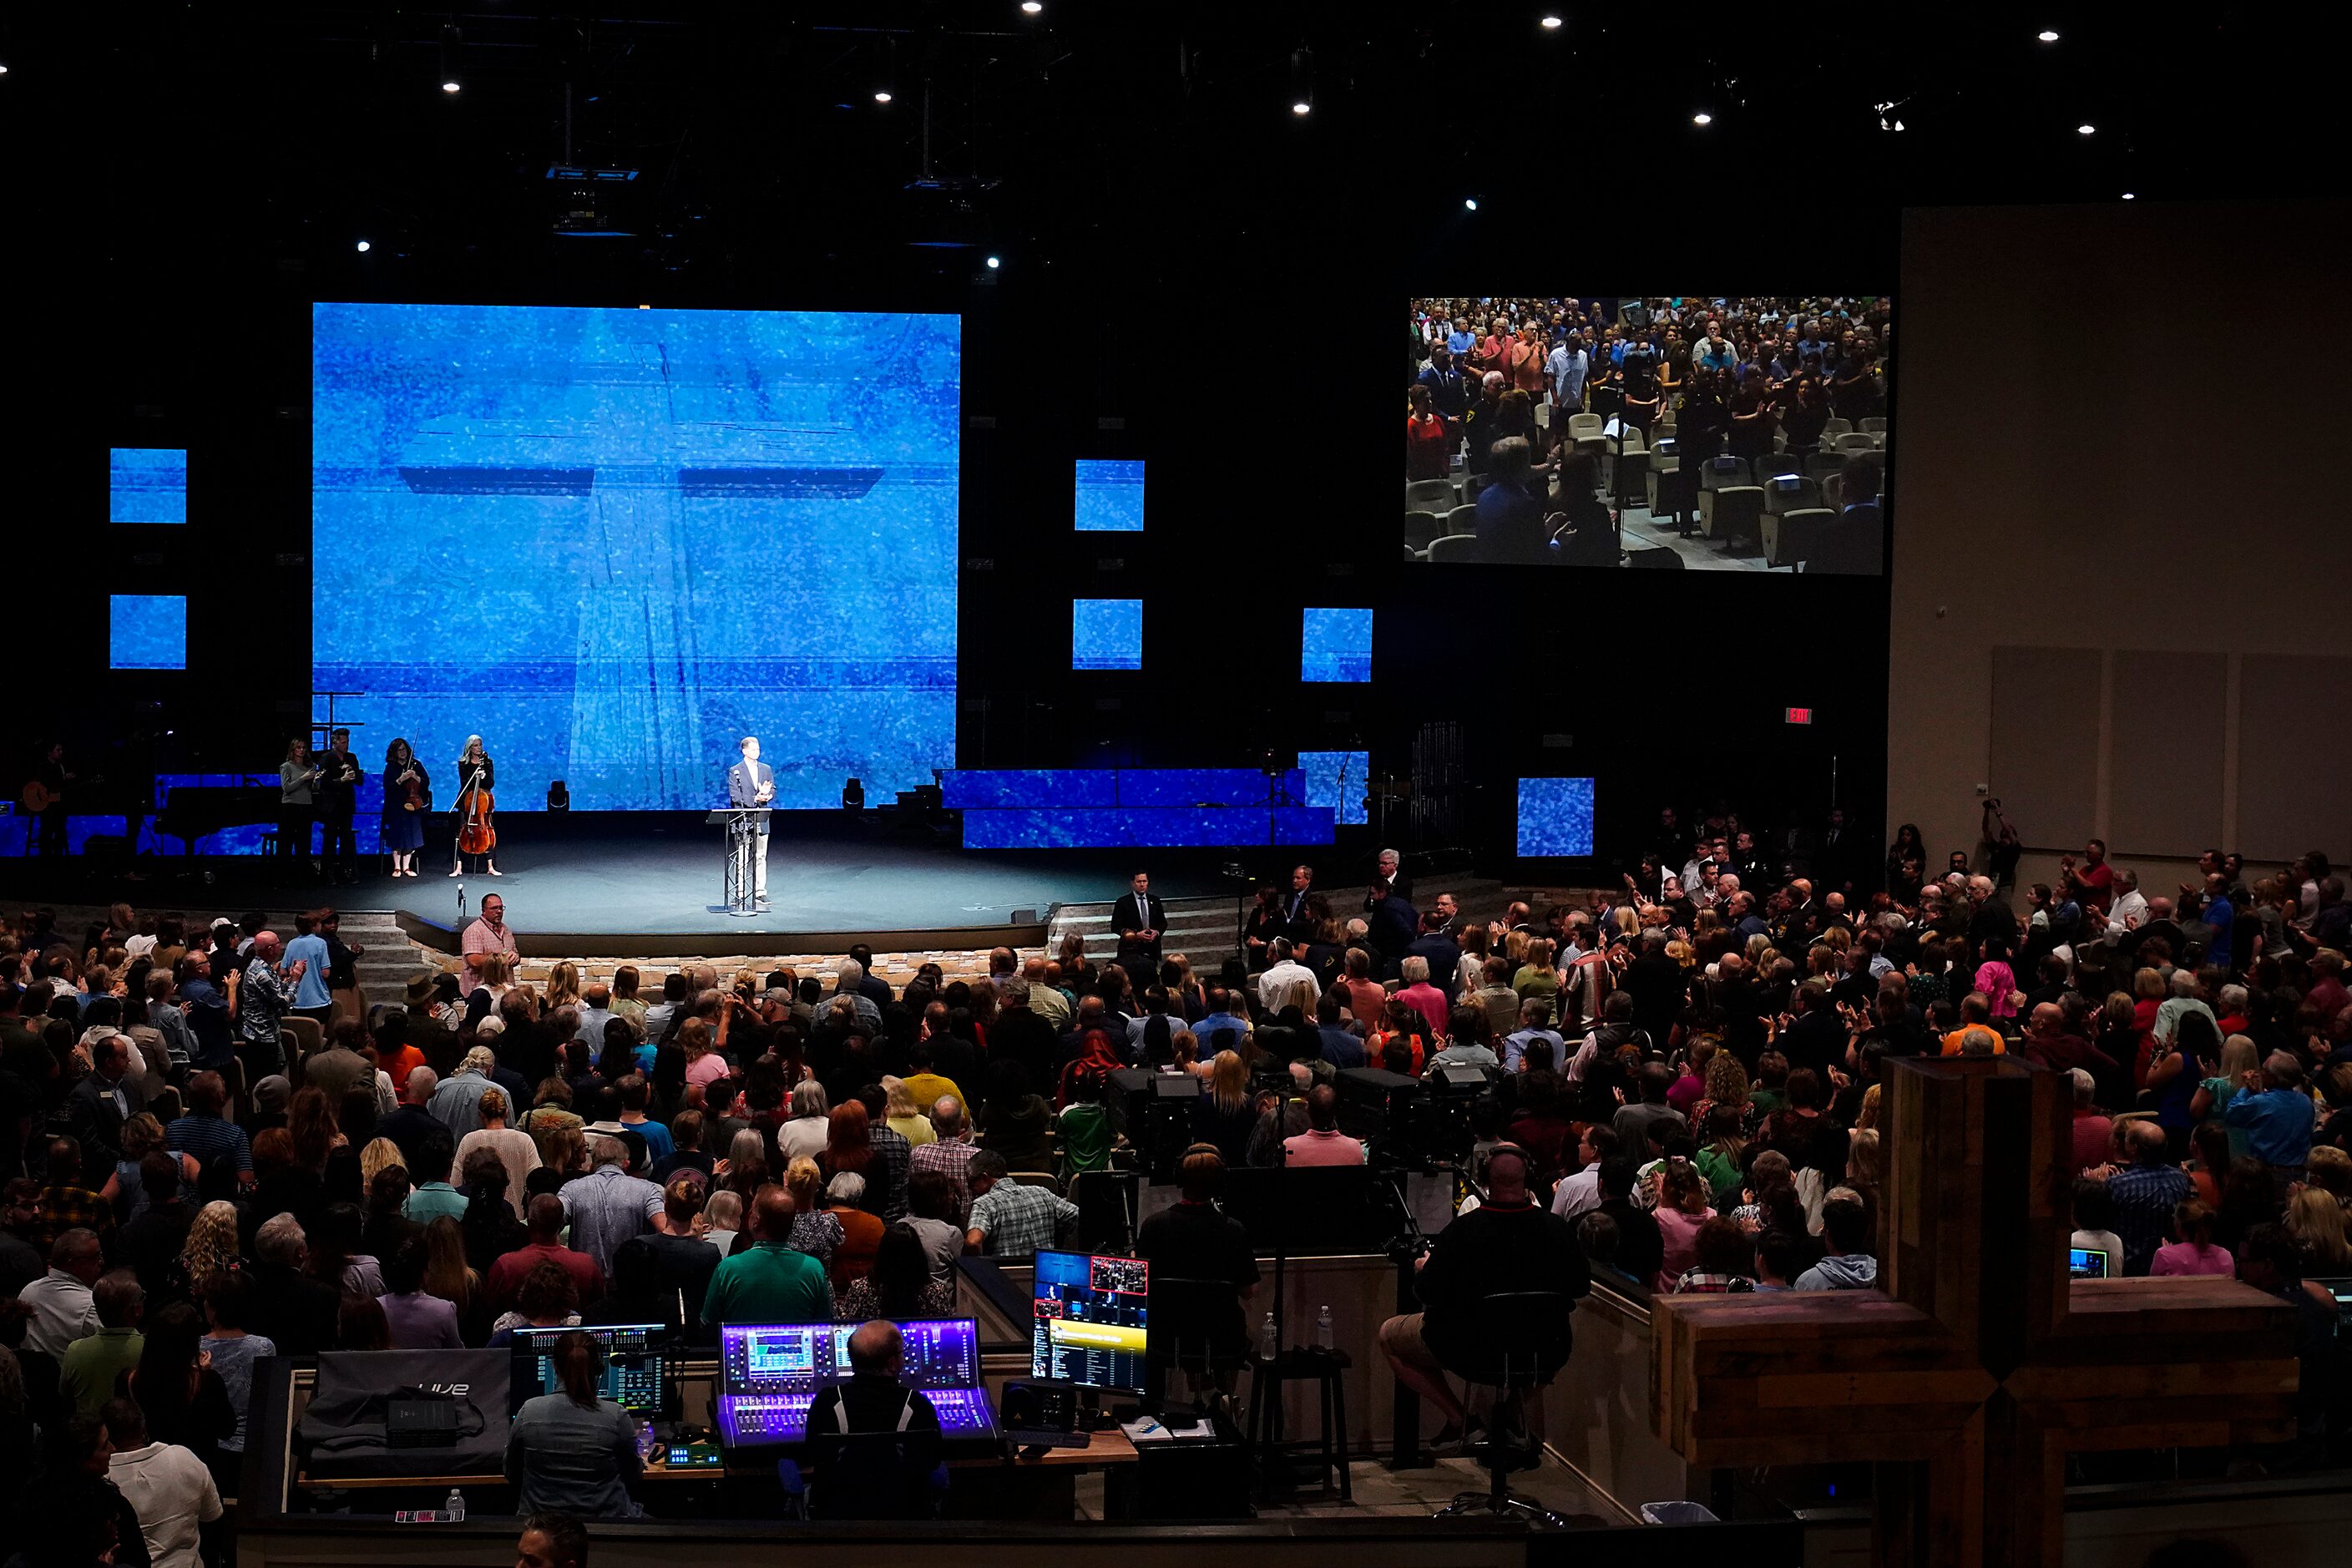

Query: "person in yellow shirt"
<box><xmin>899</xmin><ymin>1038</ymin><xmax>964</xmax><ymax>1115</ymax></box>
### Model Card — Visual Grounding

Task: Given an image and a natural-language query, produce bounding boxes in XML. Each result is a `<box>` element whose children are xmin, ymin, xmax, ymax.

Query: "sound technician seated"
<box><xmin>1378</xmin><ymin>1145</ymin><xmax>1591</xmax><ymax>1450</ymax></box>
<box><xmin>797</xmin><ymin>1320</ymin><xmax>948</xmax><ymax>1516</ymax></box>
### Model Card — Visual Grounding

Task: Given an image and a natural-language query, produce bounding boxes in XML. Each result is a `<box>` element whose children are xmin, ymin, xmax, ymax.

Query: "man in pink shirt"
<box><xmin>460</xmin><ymin>893</ymin><xmax>518</xmax><ymax>995</ymax></box>
<box><xmin>1396</xmin><ymin>956</ymin><xmax>1449</xmax><ymax>1042</ymax></box>
<box><xmin>1282</xmin><ymin>1086</ymin><xmax>1367</xmax><ymax>1166</ymax></box>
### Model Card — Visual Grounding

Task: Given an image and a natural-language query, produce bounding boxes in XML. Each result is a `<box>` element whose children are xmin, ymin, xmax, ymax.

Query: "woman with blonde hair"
<box><xmin>543</xmin><ymin>961</ymin><xmax>582</xmax><ymax>1014</ymax></box>
<box><xmin>1191</xmin><ymin>1050</ymin><xmax>1257</xmax><ymax>1164</ymax></box>
<box><xmin>421</xmin><ymin>1214</ymin><xmax>482</xmax><ymax>1324</ymax></box>
<box><xmin>2189</xmin><ymin>1034</ymin><xmax>2263</xmax><ymax>1138</ymax></box>
<box><xmin>359</xmin><ymin>1136</ymin><xmax>407</xmax><ymax>1189</ymax></box>
<box><xmin>882</xmin><ymin>1078</ymin><xmax>937</xmax><ymax>1146</ymax></box>
<box><xmin>702</xmin><ymin>1188</ymin><xmax>746</xmax><ymax>1255</ymax></box>
<box><xmin>2285</xmin><ymin>1186</ymin><xmax>2352</xmax><ymax>1272</ymax></box>
<box><xmin>784</xmin><ymin>1156</ymin><xmax>842</xmax><ymax>1266</ymax></box>
<box><xmin>169</xmin><ymin>1200</ymin><xmax>244</xmax><ymax>1301</ymax></box>
<box><xmin>1701</xmin><ymin>1050</ymin><xmax>1751</xmax><ymax>1125</ymax></box>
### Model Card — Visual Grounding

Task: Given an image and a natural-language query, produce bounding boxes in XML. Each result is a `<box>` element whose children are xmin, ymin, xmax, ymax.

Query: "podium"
<box><xmin>706</xmin><ymin>808</ymin><xmax>771</xmax><ymax>916</ymax></box>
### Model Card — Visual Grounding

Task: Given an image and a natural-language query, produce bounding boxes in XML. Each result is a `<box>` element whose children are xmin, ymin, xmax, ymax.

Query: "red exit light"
<box><xmin>1784</xmin><ymin>706</ymin><xmax>1813</xmax><ymax>725</ymax></box>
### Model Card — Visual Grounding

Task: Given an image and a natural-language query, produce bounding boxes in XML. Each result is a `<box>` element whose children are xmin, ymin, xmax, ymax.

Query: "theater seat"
<box><xmin>1444</xmin><ymin>503</ymin><xmax>1480</xmax><ymax>536</ymax></box>
<box><xmin>1697</xmin><ymin>453</ymin><xmax>1747</xmax><ymax>492</ymax></box>
<box><xmin>1822</xmin><ymin>473</ymin><xmax>1844</xmax><ymax>512</ymax></box>
<box><xmin>1462</xmin><ymin>473</ymin><xmax>1492</xmax><ymax>505</ymax></box>
<box><xmin>1425</xmin><ymin>533</ymin><xmax>1481</xmax><ymax>563</ymax></box>
<box><xmin>1823</xmin><ymin>416</ymin><xmax>1854</xmax><ymax>439</ymax></box>
<box><xmin>1860</xmin><ymin>416</ymin><xmax>1889</xmax><ymax>432</ymax></box>
<box><xmin>1649</xmin><ymin>464</ymin><xmax>1699</xmax><ymax>533</ymax></box>
<box><xmin>1626</xmin><ymin>545</ymin><xmax>1685</xmax><ymax>569</ymax></box>
<box><xmin>1608</xmin><ymin>448</ymin><xmax>1649</xmax><ymax>508</ymax></box>
<box><xmin>1566</xmin><ymin>412</ymin><xmax>1603</xmax><ymax>443</ymax></box>
<box><xmin>1406</xmin><ymin>479</ymin><xmax>1455</xmax><ymax>513</ymax></box>
<box><xmin>1763</xmin><ymin>506</ymin><xmax>1837</xmax><ymax>569</ymax></box>
<box><xmin>1836</xmin><ymin>431</ymin><xmax>1878</xmax><ymax>452</ymax></box>
<box><xmin>1763</xmin><ymin>475</ymin><xmax>1822</xmax><ymax>515</ymax></box>
<box><xmin>1406</xmin><ymin>511</ymin><xmax>1444</xmax><ymax>552</ymax></box>
<box><xmin>1702</xmin><ymin>483</ymin><xmax>1764</xmax><ymax>547</ymax></box>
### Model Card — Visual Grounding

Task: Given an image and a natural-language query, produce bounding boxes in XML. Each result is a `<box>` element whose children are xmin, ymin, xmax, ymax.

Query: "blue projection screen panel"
<box><xmin>110</xmin><ymin>595</ymin><xmax>187</xmax><ymax>670</ymax></box>
<box><xmin>311</xmin><ymin>303</ymin><xmax>959</xmax><ymax>811</ymax></box>
<box><xmin>1074</xmin><ymin>459</ymin><xmax>1145</xmax><ymax>532</ymax></box>
<box><xmin>110</xmin><ymin>449</ymin><xmax>189</xmax><ymax>524</ymax></box>
<box><xmin>1297</xmin><ymin>751</ymin><xmax>1370</xmax><ymax>827</ymax></box>
<box><xmin>1516</xmin><ymin>777</ymin><xmax>1596</xmax><ymax>857</ymax></box>
<box><xmin>962</xmin><ymin>807</ymin><xmax>1334</xmax><ymax>849</ymax></box>
<box><xmin>1072</xmin><ymin>599</ymin><xmax>1142</xmax><ymax>670</ymax></box>
<box><xmin>1301</xmin><ymin>608</ymin><xmax>1373</xmax><ymax>683</ymax></box>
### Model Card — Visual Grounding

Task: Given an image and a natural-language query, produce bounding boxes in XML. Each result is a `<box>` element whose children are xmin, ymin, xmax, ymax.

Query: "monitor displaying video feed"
<box><xmin>1406</xmin><ymin>296</ymin><xmax>1889</xmax><ymax>573</ymax></box>
<box><xmin>1031</xmin><ymin>1251</ymin><xmax>1150</xmax><ymax>1393</ymax></box>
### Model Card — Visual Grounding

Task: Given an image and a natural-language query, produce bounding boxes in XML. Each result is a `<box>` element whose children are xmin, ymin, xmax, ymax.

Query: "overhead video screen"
<box><xmin>312</xmin><ymin>303</ymin><xmax>960</xmax><ymax>810</ymax></box>
<box><xmin>1407</xmin><ymin>296</ymin><xmax>1889</xmax><ymax>574</ymax></box>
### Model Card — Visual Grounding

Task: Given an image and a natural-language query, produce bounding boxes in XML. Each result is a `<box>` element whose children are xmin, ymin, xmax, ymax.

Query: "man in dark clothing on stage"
<box><xmin>1111</xmin><ymin>872</ymin><xmax>1167</xmax><ymax>980</ymax></box>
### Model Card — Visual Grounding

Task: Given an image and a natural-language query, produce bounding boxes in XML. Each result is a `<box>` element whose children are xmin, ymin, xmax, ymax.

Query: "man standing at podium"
<box><xmin>727</xmin><ymin>736</ymin><xmax>776</xmax><ymax>911</ymax></box>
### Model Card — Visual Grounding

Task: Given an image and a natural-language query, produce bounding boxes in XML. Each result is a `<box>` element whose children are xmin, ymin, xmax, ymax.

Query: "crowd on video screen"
<box><xmin>1405</xmin><ymin>296</ymin><xmax>1891</xmax><ymax>570</ymax></box>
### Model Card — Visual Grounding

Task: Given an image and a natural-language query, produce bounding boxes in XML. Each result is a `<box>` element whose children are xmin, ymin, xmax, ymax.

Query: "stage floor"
<box><xmin>22</xmin><ymin>814</ymin><xmax>1248</xmax><ymax>939</ymax></box>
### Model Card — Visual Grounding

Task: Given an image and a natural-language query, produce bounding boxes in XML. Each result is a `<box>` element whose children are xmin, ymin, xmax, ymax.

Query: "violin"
<box><xmin>458</xmin><ymin>763</ymin><xmax>496</xmax><ymax>856</ymax></box>
<box><xmin>398</xmin><ymin>762</ymin><xmax>425</xmax><ymax>812</ymax></box>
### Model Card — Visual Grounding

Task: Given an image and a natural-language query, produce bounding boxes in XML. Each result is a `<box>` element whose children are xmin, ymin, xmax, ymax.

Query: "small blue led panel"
<box><xmin>1516</xmin><ymin>776</ymin><xmax>1596</xmax><ymax>857</ymax></box>
<box><xmin>110</xmin><ymin>595</ymin><xmax>187</xmax><ymax>670</ymax></box>
<box><xmin>1297</xmin><ymin>751</ymin><xmax>1370</xmax><ymax>826</ymax></box>
<box><xmin>1301</xmin><ymin>608</ymin><xmax>1373</xmax><ymax>683</ymax></box>
<box><xmin>109</xmin><ymin>448</ymin><xmax>189</xmax><ymax>524</ymax></box>
<box><xmin>1073</xmin><ymin>599</ymin><xmax>1143</xmax><ymax>670</ymax></box>
<box><xmin>1074</xmin><ymin>459</ymin><xmax>1145</xmax><ymax>532</ymax></box>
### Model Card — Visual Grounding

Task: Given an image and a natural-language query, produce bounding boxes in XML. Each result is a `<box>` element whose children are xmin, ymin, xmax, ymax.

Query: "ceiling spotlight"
<box><xmin>874</xmin><ymin>89</ymin><xmax>893</xmax><ymax>104</ymax></box>
<box><xmin>1540</xmin><ymin>13</ymin><xmax>1563</xmax><ymax>27</ymax></box>
<box><xmin>2122</xmin><ymin>191</ymin><xmax>2136</xmax><ymax>200</ymax></box>
<box><xmin>1464</xmin><ymin>198</ymin><xmax>1479</xmax><ymax>212</ymax></box>
<box><xmin>2037</xmin><ymin>29</ymin><xmax>2060</xmax><ymax>43</ymax></box>
<box><xmin>1288</xmin><ymin>46</ymin><xmax>1313</xmax><ymax>120</ymax></box>
<box><xmin>0</xmin><ymin>63</ymin><xmax>11</xmax><ymax>76</ymax></box>
<box><xmin>985</xmin><ymin>255</ymin><xmax>1001</xmax><ymax>269</ymax></box>
<box><xmin>439</xmin><ymin>23</ymin><xmax>462</xmax><ymax>94</ymax></box>
<box><xmin>356</xmin><ymin>239</ymin><xmax>372</xmax><ymax>253</ymax></box>
<box><xmin>1292</xmin><ymin>100</ymin><xmax>1311</xmax><ymax>116</ymax></box>
<box><xmin>2076</xmin><ymin>122</ymin><xmax>2095</xmax><ymax>134</ymax></box>
<box><xmin>1021</xmin><ymin>1</ymin><xmax>1044</xmax><ymax>12</ymax></box>
<box><xmin>1692</xmin><ymin>111</ymin><xmax>1712</xmax><ymax>126</ymax></box>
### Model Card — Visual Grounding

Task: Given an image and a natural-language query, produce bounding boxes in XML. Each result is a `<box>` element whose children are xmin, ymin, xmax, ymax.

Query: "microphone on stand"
<box><xmin>457</xmin><ymin>883</ymin><xmax>468</xmax><ymax>922</ymax></box>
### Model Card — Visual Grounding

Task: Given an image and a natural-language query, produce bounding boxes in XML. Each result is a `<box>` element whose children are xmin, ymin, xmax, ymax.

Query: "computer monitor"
<box><xmin>509</xmin><ymin>1322</ymin><xmax>669</xmax><ymax>1416</ymax></box>
<box><xmin>1030</xmin><ymin>1250</ymin><xmax>1150</xmax><ymax>1394</ymax></box>
<box><xmin>2066</xmin><ymin>1247</ymin><xmax>2110</xmax><ymax>1280</ymax></box>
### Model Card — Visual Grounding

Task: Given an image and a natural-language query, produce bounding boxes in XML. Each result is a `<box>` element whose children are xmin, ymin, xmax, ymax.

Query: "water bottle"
<box><xmin>1256</xmin><ymin>1312</ymin><xmax>1278</xmax><ymax>1361</ymax></box>
<box><xmin>444</xmin><ymin>1489</ymin><xmax>465</xmax><ymax>1522</ymax></box>
<box><xmin>1316</xmin><ymin>1305</ymin><xmax>1334</xmax><ymax>1351</ymax></box>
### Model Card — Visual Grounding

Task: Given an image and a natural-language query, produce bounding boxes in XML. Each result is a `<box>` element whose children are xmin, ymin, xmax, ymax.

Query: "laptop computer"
<box><xmin>715</xmin><ymin>1318</ymin><xmax>999</xmax><ymax>1449</ymax></box>
<box><xmin>2067</xmin><ymin>1246</ymin><xmax>2110</xmax><ymax>1280</ymax></box>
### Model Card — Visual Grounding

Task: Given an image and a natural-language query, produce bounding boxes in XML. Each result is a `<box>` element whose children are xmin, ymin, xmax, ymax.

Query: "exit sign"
<box><xmin>1784</xmin><ymin>706</ymin><xmax>1813</xmax><ymax>725</ymax></box>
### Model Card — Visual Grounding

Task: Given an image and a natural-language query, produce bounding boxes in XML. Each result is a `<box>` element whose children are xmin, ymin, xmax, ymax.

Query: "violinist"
<box><xmin>452</xmin><ymin>733</ymin><xmax>501</xmax><ymax>878</ymax></box>
<box><xmin>382</xmin><ymin>737</ymin><xmax>429</xmax><ymax>878</ymax></box>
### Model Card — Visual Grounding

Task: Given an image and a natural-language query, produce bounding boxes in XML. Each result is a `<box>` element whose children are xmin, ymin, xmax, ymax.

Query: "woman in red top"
<box><xmin>2130</xmin><ymin>967</ymin><xmax>2166</xmax><ymax>1088</ymax></box>
<box><xmin>1406</xmin><ymin>384</ymin><xmax>1453</xmax><ymax>480</ymax></box>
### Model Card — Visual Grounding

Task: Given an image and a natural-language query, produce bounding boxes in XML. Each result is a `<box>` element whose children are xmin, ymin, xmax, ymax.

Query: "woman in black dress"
<box><xmin>381</xmin><ymin>737</ymin><xmax>429</xmax><ymax>878</ymax></box>
<box><xmin>450</xmin><ymin>733</ymin><xmax>499</xmax><ymax>878</ymax></box>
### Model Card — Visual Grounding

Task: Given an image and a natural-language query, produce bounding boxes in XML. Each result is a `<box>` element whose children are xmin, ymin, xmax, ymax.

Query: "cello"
<box><xmin>451</xmin><ymin>743</ymin><xmax>499</xmax><ymax>876</ymax></box>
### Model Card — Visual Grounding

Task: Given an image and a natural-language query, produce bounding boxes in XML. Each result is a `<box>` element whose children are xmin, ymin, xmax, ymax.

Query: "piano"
<box><xmin>155</xmin><ymin>783</ymin><xmax>281</xmax><ymax>853</ymax></box>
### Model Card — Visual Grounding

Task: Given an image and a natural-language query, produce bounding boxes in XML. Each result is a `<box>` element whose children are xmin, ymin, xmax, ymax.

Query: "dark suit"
<box><xmin>1281</xmin><ymin>888</ymin><xmax>1317</xmax><ymax>943</ymax></box>
<box><xmin>246</xmin><ymin>1262</ymin><xmax>341</xmax><ymax>1355</ymax></box>
<box><xmin>1805</xmin><ymin>501</ymin><xmax>1883</xmax><ymax>575</ymax></box>
<box><xmin>67</xmin><ymin>1073</ymin><xmax>144</xmax><ymax>1171</ymax></box>
<box><xmin>727</xmin><ymin>756</ymin><xmax>776</xmax><ymax>903</ymax></box>
<box><xmin>1112</xmin><ymin>891</ymin><xmax>1167</xmax><ymax>977</ymax></box>
<box><xmin>1367</xmin><ymin>895</ymin><xmax>1419</xmax><ymax>978</ymax></box>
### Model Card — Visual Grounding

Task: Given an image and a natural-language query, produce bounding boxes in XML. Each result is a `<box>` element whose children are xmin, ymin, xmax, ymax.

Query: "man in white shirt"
<box><xmin>106</xmin><ymin>1400</ymin><xmax>223</xmax><ymax>1568</ymax></box>
<box><xmin>19</xmin><ymin>1228</ymin><xmax>104</xmax><ymax>1356</ymax></box>
<box><xmin>1257</xmin><ymin>939</ymin><xmax>1319</xmax><ymax>1012</ymax></box>
<box><xmin>2106</xmin><ymin>869</ymin><xmax>2149</xmax><ymax>935</ymax></box>
<box><xmin>1549</xmin><ymin>1125</ymin><xmax>1616</xmax><ymax>1222</ymax></box>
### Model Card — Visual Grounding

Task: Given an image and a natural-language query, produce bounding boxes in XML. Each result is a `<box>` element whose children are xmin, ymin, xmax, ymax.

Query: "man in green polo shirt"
<box><xmin>702</xmin><ymin>1186</ymin><xmax>834</xmax><ymax>1328</ymax></box>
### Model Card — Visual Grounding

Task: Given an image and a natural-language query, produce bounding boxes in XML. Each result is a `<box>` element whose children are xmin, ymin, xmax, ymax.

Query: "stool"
<box><xmin>1247</xmin><ymin>1344</ymin><xmax>1352</xmax><ymax>1501</ymax></box>
<box><xmin>1430</xmin><ymin>1290</ymin><xmax>1571</xmax><ymax>1528</ymax></box>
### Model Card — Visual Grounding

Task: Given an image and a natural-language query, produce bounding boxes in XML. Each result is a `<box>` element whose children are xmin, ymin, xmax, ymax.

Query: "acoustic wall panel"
<box><xmin>2238</xmin><ymin>655</ymin><xmax>2352</xmax><ymax>863</ymax></box>
<box><xmin>2107</xmin><ymin>650</ymin><xmax>2225</xmax><ymax>857</ymax></box>
<box><xmin>1987</xmin><ymin>646</ymin><xmax>2101</xmax><ymax>848</ymax></box>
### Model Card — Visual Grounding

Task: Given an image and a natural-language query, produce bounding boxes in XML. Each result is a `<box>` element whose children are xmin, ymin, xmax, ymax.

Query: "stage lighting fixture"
<box><xmin>1288</xmin><ymin>46</ymin><xmax>1313</xmax><ymax>117</ymax></box>
<box><xmin>0</xmin><ymin>63</ymin><xmax>10</xmax><ymax>75</ymax></box>
<box><xmin>842</xmin><ymin>776</ymin><xmax>866</xmax><ymax>812</ymax></box>
<box><xmin>875</xmin><ymin>89</ymin><xmax>893</xmax><ymax>104</ymax></box>
<box><xmin>439</xmin><ymin>23</ymin><xmax>462</xmax><ymax>94</ymax></box>
<box><xmin>2122</xmin><ymin>191</ymin><xmax>2136</xmax><ymax>200</ymax></box>
<box><xmin>356</xmin><ymin>239</ymin><xmax>372</xmax><ymax>253</ymax></box>
<box><xmin>2038</xmin><ymin>29</ymin><xmax>2060</xmax><ymax>43</ymax></box>
<box><xmin>985</xmin><ymin>255</ymin><xmax>1001</xmax><ymax>269</ymax></box>
<box><xmin>2076</xmin><ymin>123</ymin><xmax>2095</xmax><ymax>134</ymax></box>
<box><xmin>1463</xmin><ymin>197</ymin><xmax>1478</xmax><ymax>211</ymax></box>
<box><xmin>1022</xmin><ymin>1</ymin><xmax>1044</xmax><ymax>12</ymax></box>
<box><xmin>1291</xmin><ymin>100</ymin><xmax>1311</xmax><ymax>116</ymax></box>
<box><xmin>1692</xmin><ymin>111</ymin><xmax>1712</xmax><ymax>125</ymax></box>
<box><xmin>1540</xmin><ymin>13</ymin><xmax>1563</xmax><ymax>28</ymax></box>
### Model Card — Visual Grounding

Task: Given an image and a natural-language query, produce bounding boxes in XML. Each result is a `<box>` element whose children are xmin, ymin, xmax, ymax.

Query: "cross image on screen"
<box><xmin>311</xmin><ymin>302</ymin><xmax>960</xmax><ymax>810</ymax></box>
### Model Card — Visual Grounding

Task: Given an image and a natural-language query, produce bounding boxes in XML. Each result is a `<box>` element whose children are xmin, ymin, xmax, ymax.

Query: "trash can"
<box><xmin>1638</xmin><ymin>1500</ymin><xmax>1720</xmax><ymax>1525</ymax></box>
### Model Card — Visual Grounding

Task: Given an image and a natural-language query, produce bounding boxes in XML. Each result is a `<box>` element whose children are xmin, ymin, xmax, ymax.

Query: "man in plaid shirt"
<box><xmin>854</xmin><ymin>1085</ymin><xmax>912</xmax><ymax>1221</ymax></box>
<box><xmin>2100</xmin><ymin>1120</ymin><xmax>2192</xmax><ymax>1276</ymax></box>
<box><xmin>905</xmin><ymin>1097</ymin><xmax>975</xmax><ymax>1227</ymax></box>
<box><xmin>35</xmin><ymin>1138</ymin><xmax>113</xmax><ymax>1250</ymax></box>
<box><xmin>964</xmin><ymin>1151</ymin><xmax>1078</xmax><ymax>1258</ymax></box>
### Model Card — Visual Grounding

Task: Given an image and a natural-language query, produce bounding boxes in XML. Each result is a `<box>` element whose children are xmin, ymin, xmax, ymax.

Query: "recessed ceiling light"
<box><xmin>356</xmin><ymin>240</ymin><xmax>372</xmax><ymax>253</ymax></box>
<box><xmin>1540</xmin><ymin>13</ymin><xmax>1563</xmax><ymax>28</ymax></box>
<box><xmin>2037</xmin><ymin>29</ymin><xmax>2060</xmax><ymax>43</ymax></box>
<box><xmin>1692</xmin><ymin>111</ymin><xmax>1712</xmax><ymax>126</ymax></box>
<box><xmin>874</xmin><ymin>89</ymin><xmax>893</xmax><ymax>104</ymax></box>
<box><xmin>1022</xmin><ymin>2</ymin><xmax>1044</xmax><ymax>13</ymax></box>
<box><xmin>2076</xmin><ymin>122</ymin><xmax>2095</xmax><ymax>134</ymax></box>
<box><xmin>1464</xmin><ymin>198</ymin><xmax>1479</xmax><ymax>211</ymax></box>
<box><xmin>985</xmin><ymin>255</ymin><xmax>1001</xmax><ymax>269</ymax></box>
<box><xmin>2121</xmin><ymin>192</ymin><xmax>2135</xmax><ymax>200</ymax></box>
<box><xmin>1291</xmin><ymin>99</ymin><xmax>1311</xmax><ymax>116</ymax></box>
<box><xmin>441</xmin><ymin>78</ymin><xmax>461</xmax><ymax>94</ymax></box>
